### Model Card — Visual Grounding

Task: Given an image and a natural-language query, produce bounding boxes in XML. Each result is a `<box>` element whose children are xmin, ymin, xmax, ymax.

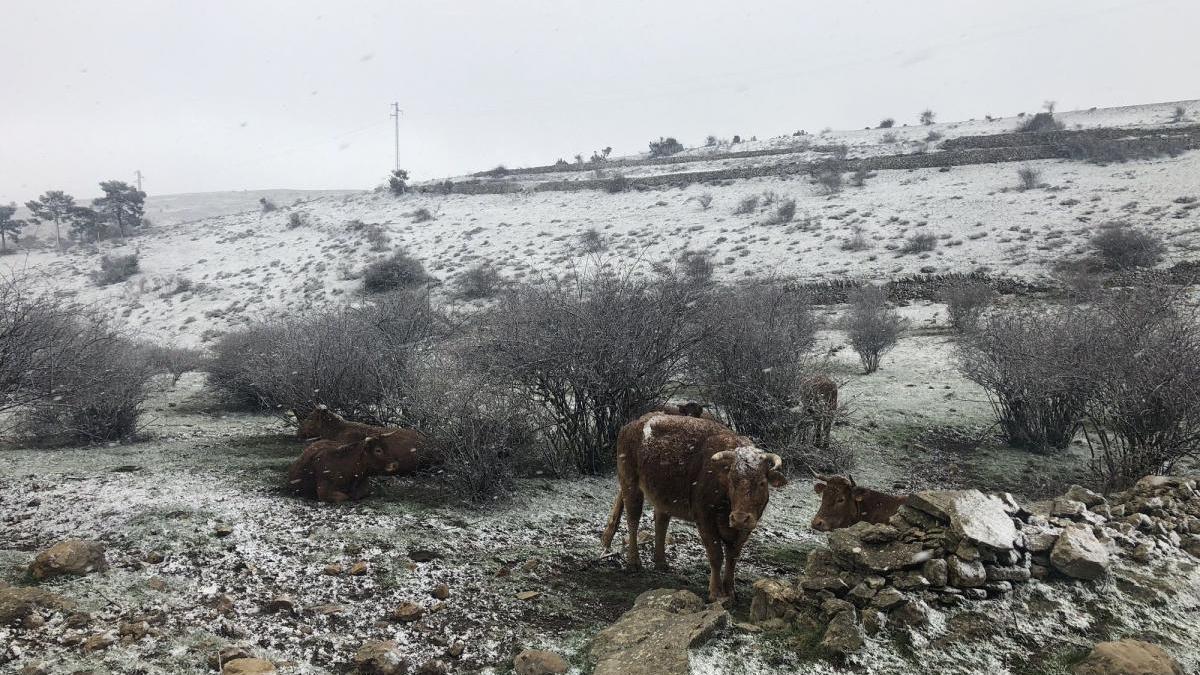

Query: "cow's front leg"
<box><xmin>722</xmin><ymin>538</ymin><xmax>746</xmax><ymax>600</ymax></box>
<box><xmin>316</xmin><ymin>482</ymin><xmax>351</xmax><ymax>503</ymax></box>
<box><xmin>698</xmin><ymin>524</ymin><xmax>726</xmax><ymax>602</ymax></box>
<box><xmin>653</xmin><ymin>510</ymin><xmax>671</xmax><ymax>571</ymax></box>
<box><xmin>349</xmin><ymin>479</ymin><xmax>372</xmax><ymax>501</ymax></box>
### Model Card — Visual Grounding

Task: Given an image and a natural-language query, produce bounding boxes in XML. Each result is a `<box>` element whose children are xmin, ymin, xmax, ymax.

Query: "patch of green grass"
<box><xmin>1011</xmin><ymin>645</ymin><xmax>1091</xmax><ymax>675</ymax></box>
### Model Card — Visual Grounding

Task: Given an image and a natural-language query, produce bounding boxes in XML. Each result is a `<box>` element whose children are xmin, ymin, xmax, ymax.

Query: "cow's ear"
<box><xmin>767</xmin><ymin>470</ymin><xmax>787</xmax><ymax>488</ymax></box>
<box><xmin>814</xmin><ymin>482</ymin><xmax>825</xmax><ymax>494</ymax></box>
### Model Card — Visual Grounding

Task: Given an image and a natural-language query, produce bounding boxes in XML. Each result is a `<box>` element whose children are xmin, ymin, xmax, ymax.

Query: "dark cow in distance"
<box><xmin>648</xmin><ymin>400</ymin><xmax>720</xmax><ymax>422</ymax></box>
<box><xmin>601</xmin><ymin>413</ymin><xmax>786</xmax><ymax>601</ymax></box>
<box><xmin>796</xmin><ymin>375</ymin><xmax>839</xmax><ymax>449</ymax></box>
<box><xmin>288</xmin><ymin>435</ymin><xmax>401</xmax><ymax>503</ymax></box>
<box><xmin>810</xmin><ymin>473</ymin><xmax>906</xmax><ymax>531</ymax></box>
<box><xmin>297</xmin><ymin>407</ymin><xmax>432</xmax><ymax>475</ymax></box>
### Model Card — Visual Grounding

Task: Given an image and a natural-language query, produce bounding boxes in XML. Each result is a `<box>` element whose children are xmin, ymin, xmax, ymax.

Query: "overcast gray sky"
<box><xmin>2</xmin><ymin>0</ymin><xmax>1197</xmax><ymax>200</ymax></box>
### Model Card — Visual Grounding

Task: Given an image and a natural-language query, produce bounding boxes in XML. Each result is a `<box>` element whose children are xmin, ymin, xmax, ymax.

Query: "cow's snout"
<box><xmin>385</xmin><ymin>462</ymin><xmax>400</xmax><ymax>474</ymax></box>
<box><xmin>811</xmin><ymin>517</ymin><xmax>830</xmax><ymax>532</ymax></box>
<box><xmin>729</xmin><ymin>511</ymin><xmax>757</xmax><ymax>531</ymax></box>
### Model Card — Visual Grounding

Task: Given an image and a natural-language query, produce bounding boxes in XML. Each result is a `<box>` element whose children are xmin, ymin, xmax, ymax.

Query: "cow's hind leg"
<box><xmin>600</xmin><ymin>491</ymin><xmax>624</xmax><ymax>551</ymax></box>
<box><xmin>653</xmin><ymin>510</ymin><xmax>671</xmax><ymax>571</ymax></box>
<box><xmin>623</xmin><ymin>487</ymin><xmax>644</xmax><ymax>571</ymax></box>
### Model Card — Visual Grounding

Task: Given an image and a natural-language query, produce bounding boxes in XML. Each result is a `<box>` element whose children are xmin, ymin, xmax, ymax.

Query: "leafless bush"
<box><xmin>850</xmin><ymin>166</ymin><xmax>874</xmax><ymax>187</ymax></box>
<box><xmin>690</xmin><ymin>278</ymin><xmax>820</xmax><ymax>442</ymax></box>
<box><xmin>648</xmin><ymin>136</ymin><xmax>684</xmax><ymax>158</ymax></box>
<box><xmin>692</xmin><ymin>193</ymin><xmax>714</xmax><ymax>210</ymax></box>
<box><xmin>877</xmin><ymin>118</ymin><xmax>895</xmax><ymax>129</ymax></box>
<box><xmin>362</xmin><ymin>250</ymin><xmax>431</xmax><ymax>293</ymax></box>
<box><xmin>958</xmin><ymin>305</ymin><xmax>1096</xmax><ymax>453</ymax></box>
<box><xmin>287</xmin><ymin>211</ymin><xmax>309</xmax><ymax>228</ymax></box>
<box><xmin>604</xmin><ymin>173</ymin><xmax>629</xmax><ymax>193</ymax></box>
<box><xmin>785</xmin><ymin>436</ymin><xmax>857</xmax><ymax>476</ymax></box>
<box><xmin>579</xmin><ymin>228</ymin><xmax>606</xmax><ymax>253</ymax></box>
<box><xmin>1016</xmin><ymin>112</ymin><xmax>1064</xmax><ymax>133</ymax></box>
<box><xmin>943</xmin><ymin>280</ymin><xmax>996</xmax><ymax>332</ymax></box>
<box><xmin>454</xmin><ymin>262</ymin><xmax>503</xmax><ymax>300</ymax></box>
<box><xmin>206</xmin><ymin>294</ymin><xmax>443</xmax><ymax>421</ymax></box>
<box><xmin>1082</xmin><ymin>287</ymin><xmax>1200</xmax><ymax>490</ymax></box>
<box><xmin>677</xmin><ymin>249</ymin><xmax>716</xmax><ymax>285</ymax></box>
<box><xmin>845</xmin><ymin>285</ymin><xmax>903</xmax><ymax>374</ymax></box>
<box><xmin>95</xmin><ymin>253</ymin><xmax>139</xmax><ymax>285</ymax></box>
<box><xmin>1090</xmin><ymin>223</ymin><xmax>1164</xmax><ymax>270</ymax></box>
<box><xmin>472</xmin><ymin>263</ymin><xmax>709</xmax><ymax>474</ymax></box>
<box><xmin>400</xmin><ymin>353</ymin><xmax>546</xmax><ymax>500</ymax></box>
<box><xmin>140</xmin><ymin>342</ymin><xmax>205</xmax><ymax>384</ymax></box>
<box><xmin>733</xmin><ymin>195</ymin><xmax>760</xmax><ymax>215</ymax></box>
<box><xmin>841</xmin><ymin>226</ymin><xmax>871</xmax><ymax>252</ymax></box>
<box><xmin>900</xmin><ymin>232</ymin><xmax>937</xmax><ymax>254</ymax></box>
<box><xmin>410</xmin><ymin>207</ymin><xmax>434</xmax><ymax>223</ymax></box>
<box><xmin>1016</xmin><ymin>166</ymin><xmax>1042</xmax><ymax>190</ymax></box>
<box><xmin>767</xmin><ymin>198</ymin><xmax>796</xmax><ymax>224</ymax></box>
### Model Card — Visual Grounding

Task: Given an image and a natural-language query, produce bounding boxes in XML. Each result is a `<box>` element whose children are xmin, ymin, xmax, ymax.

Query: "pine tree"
<box><xmin>24</xmin><ymin>190</ymin><xmax>75</xmax><ymax>250</ymax></box>
<box><xmin>93</xmin><ymin>181</ymin><xmax>146</xmax><ymax>237</ymax></box>
<box><xmin>67</xmin><ymin>205</ymin><xmax>102</xmax><ymax>243</ymax></box>
<box><xmin>0</xmin><ymin>204</ymin><xmax>24</xmax><ymax>253</ymax></box>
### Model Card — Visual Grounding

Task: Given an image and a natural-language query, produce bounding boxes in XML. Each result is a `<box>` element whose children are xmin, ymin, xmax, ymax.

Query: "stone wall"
<box><xmin>750</xmin><ymin>475</ymin><xmax>1200</xmax><ymax>655</ymax></box>
<box><xmin>941</xmin><ymin>123</ymin><xmax>1200</xmax><ymax>150</ymax></box>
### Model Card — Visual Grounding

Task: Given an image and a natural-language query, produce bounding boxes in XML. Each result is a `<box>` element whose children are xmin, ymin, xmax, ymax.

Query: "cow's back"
<box><xmin>323</xmin><ymin>422</ymin><xmax>430</xmax><ymax>474</ymax></box>
<box><xmin>623</xmin><ymin>413</ymin><xmax>739</xmax><ymax>520</ymax></box>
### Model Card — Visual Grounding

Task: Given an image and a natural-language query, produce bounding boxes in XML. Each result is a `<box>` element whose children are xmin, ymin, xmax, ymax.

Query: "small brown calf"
<box><xmin>810</xmin><ymin>473</ymin><xmax>906</xmax><ymax>531</ymax></box>
<box><xmin>297</xmin><ymin>407</ymin><xmax>431</xmax><ymax>475</ymax></box>
<box><xmin>287</xmin><ymin>435</ymin><xmax>400</xmax><ymax>503</ymax></box>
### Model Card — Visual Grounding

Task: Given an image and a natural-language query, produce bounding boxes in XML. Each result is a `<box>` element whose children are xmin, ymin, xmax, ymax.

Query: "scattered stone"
<box><xmin>1052</xmin><ymin>499</ymin><xmax>1087</xmax><ymax>518</ymax></box>
<box><xmin>514</xmin><ymin>649</ymin><xmax>569</xmax><ymax>675</ymax></box>
<box><xmin>892</xmin><ymin>598</ymin><xmax>930</xmax><ymax>627</ymax></box>
<box><xmin>922</xmin><ymin>558</ymin><xmax>948</xmax><ymax>587</ymax></box>
<box><xmin>820</xmin><ymin>609</ymin><xmax>864</xmax><ymax>654</ymax></box>
<box><xmin>908</xmin><ymin>490</ymin><xmax>1019</xmax><ymax>550</ymax></box>
<box><xmin>985</xmin><ymin>565</ymin><xmax>1031</xmax><ymax>583</ymax></box>
<box><xmin>829</xmin><ymin>522</ymin><xmax>928</xmax><ymax>572</ymax></box>
<box><xmin>28</xmin><ymin>540</ymin><xmax>108</xmax><ymax>580</ymax></box>
<box><xmin>749</xmin><ymin>579</ymin><xmax>798</xmax><ymax>624</ymax></box>
<box><xmin>264</xmin><ymin>595</ymin><xmax>297</xmax><ymax>614</ymax></box>
<box><xmin>870</xmin><ymin>587</ymin><xmax>905</xmax><ymax>610</ymax></box>
<box><xmin>0</xmin><ymin>586</ymin><xmax>76</xmax><ymax>624</ymax></box>
<box><xmin>144</xmin><ymin>551</ymin><xmax>165</xmax><ymax>564</ymax></box>
<box><xmin>354</xmin><ymin>640</ymin><xmax>409</xmax><ymax>675</ymax></box>
<box><xmin>81</xmin><ymin>631</ymin><xmax>116</xmax><ymax>653</ymax></box>
<box><xmin>590</xmin><ymin>589</ymin><xmax>728</xmax><ymax>675</ymax></box>
<box><xmin>323</xmin><ymin>562</ymin><xmax>344</xmax><ymax>576</ymax></box>
<box><xmin>947</xmin><ymin>556</ymin><xmax>986</xmax><ymax>587</ymax></box>
<box><xmin>408</xmin><ymin>549</ymin><xmax>440</xmax><ymax>562</ymax></box>
<box><xmin>1073</xmin><ymin>639</ymin><xmax>1183</xmax><ymax>675</ymax></box>
<box><xmin>222</xmin><ymin>658</ymin><xmax>276</xmax><ymax>675</ymax></box>
<box><xmin>208</xmin><ymin>646</ymin><xmax>253</xmax><ymax>670</ymax></box>
<box><xmin>349</xmin><ymin>561</ymin><xmax>369</xmax><ymax>576</ymax></box>
<box><xmin>392</xmin><ymin>602</ymin><xmax>424</xmax><ymax>622</ymax></box>
<box><xmin>446</xmin><ymin>642</ymin><xmax>465</xmax><ymax>659</ymax></box>
<box><xmin>147</xmin><ymin>576</ymin><xmax>168</xmax><ymax>591</ymax></box>
<box><xmin>214</xmin><ymin>524</ymin><xmax>234</xmax><ymax>538</ymax></box>
<box><xmin>431</xmin><ymin>583</ymin><xmax>450</xmax><ymax>600</ymax></box>
<box><xmin>1051</xmin><ymin>524</ymin><xmax>1110</xmax><ymax>580</ymax></box>
<box><xmin>516</xmin><ymin>590</ymin><xmax>541</xmax><ymax>601</ymax></box>
<box><xmin>415</xmin><ymin>660</ymin><xmax>450</xmax><ymax>675</ymax></box>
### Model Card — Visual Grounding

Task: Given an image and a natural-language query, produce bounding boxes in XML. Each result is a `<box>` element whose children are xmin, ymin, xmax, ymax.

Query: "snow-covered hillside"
<box><xmin>6</xmin><ymin>101</ymin><xmax>1199</xmax><ymax>347</ymax></box>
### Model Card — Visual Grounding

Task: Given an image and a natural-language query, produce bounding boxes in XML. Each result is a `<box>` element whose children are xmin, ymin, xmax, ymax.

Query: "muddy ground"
<box><xmin>0</xmin><ymin>302</ymin><xmax>1115</xmax><ymax>674</ymax></box>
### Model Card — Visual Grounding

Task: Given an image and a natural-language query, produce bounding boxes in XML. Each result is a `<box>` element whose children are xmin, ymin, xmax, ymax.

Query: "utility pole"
<box><xmin>390</xmin><ymin>102</ymin><xmax>402</xmax><ymax>171</ymax></box>
<box><xmin>134</xmin><ymin>170</ymin><xmax>144</xmax><ymax>192</ymax></box>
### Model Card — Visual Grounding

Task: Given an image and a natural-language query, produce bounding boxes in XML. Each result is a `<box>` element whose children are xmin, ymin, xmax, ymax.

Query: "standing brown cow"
<box><xmin>297</xmin><ymin>407</ymin><xmax>432</xmax><ymax>475</ymax></box>
<box><xmin>810</xmin><ymin>473</ymin><xmax>906</xmax><ymax>531</ymax></box>
<box><xmin>601</xmin><ymin>413</ymin><xmax>786</xmax><ymax>601</ymax></box>
<box><xmin>288</xmin><ymin>435</ymin><xmax>401</xmax><ymax>502</ymax></box>
<box><xmin>796</xmin><ymin>375</ymin><xmax>839</xmax><ymax>449</ymax></box>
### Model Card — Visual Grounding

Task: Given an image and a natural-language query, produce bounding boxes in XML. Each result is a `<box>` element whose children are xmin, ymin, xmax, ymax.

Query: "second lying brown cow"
<box><xmin>288</xmin><ymin>436</ymin><xmax>401</xmax><ymax>503</ymax></box>
<box><xmin>297</xmin><ymin>407</ymin><xmax>432</xmax><ymax>475</ymax></box>
<box><xmin>810</xmin><ymin>473</ymin><xmax>906</xmax><ymax>531</ymax></box>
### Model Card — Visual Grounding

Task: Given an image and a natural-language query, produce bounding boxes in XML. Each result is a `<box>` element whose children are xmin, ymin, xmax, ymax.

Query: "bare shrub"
<box><xmin>677</xmin><ymin>249</ymin><xmax>716</xmax><ymax>285</ymax></box>
<box><xmin>401</xmin><ymin>353</ymin><xmax>545</xmax><ymax>500</ymax></box>
<box><xmin>604</xmin><ymin>173</ymin><xmax>629</xmax><ymax>193</ymax></box>
<box><xmin>206</xmin><ymin>294</ymin><xmax>442</xmax><ymax>420</ymax></box>
<box><xmin>849</xmin><ymin>167</ymin><xmax>874</xmax><ymax>187</ymax></box>
<box><xmin>958</xmin><ymin>305</ymin><xmax>1095</xmax><ymax>453</ymax></box>
<box><xmin>943</xmin><ymin>280</ymin><xmax>997</xmax><ymax>332</ymax></box>
<box><xmin>579</xmin><ymin>228</ymin><xmax>606</xmax><ymax>253</ymax></box>
<box><xmin>787</xmin><ymin>437</ymin><xmax>857</xmax><ymax>476</ymax></box>
<box><xmin>810</xmin><ymin>158</ymin><xmax>846</xmax><ymax>194</ymax></box>
<box><xmin>362</xmin><ymin>223</ymin><xmax>391</xmax><ymax>251</ymax></box>
<box><xmin>362</xmin><ymin>250</ymin><xmax>431</xmax><ymax>293</ymax></box>
<box><xmin>473</xmin><ymin>263</ymin><xmax>709</xmax><ymax>474</ymax></box>
<box><xmin>259</xmin><ymin>197</ymin><xmax>278</xmax><ymax>213</ymax></box>
<box><xmin>767</xmin><ymin>198</ymin><xmax>796</xmax><ymax>224</ymax></box>
<box><xmin>287</xmin><ymin>211</ymin><xmax>309</xmax><ymax>228</ymax></box>
<box><xmin>0</xmin><ymin>282</ymin><xmax>147</xmax><ymax>443</ymax></box>
<box><xmin>690</xmin><ymin>279</ymin><xmax>820</xmax><ymax>442</ymax></box>
<box><xmin>691</xmin><ymin>193</ymin><xmax>714</xmax><ymax>210</ymax></box>
<box><xmin>920</xmin><ymin>109</ymin><xmax>936</xmax><ymax>125</ymax></box>
<box><xmin>95</xmin><ymin>253</ymin><xmax>139</xmax><ymax>285</ymax></box>
<box><xmin>900</xmin><ymin>232</ymin><xmax>937</xmax><ymax>254</ymax></box>
<box><xmin>1090</xmin><ymin>223</ymin><xmax>1164</xmax><ymax>270</ymax></box>
<box><xmin>1016</xmin><ymin>112</ymin><xmax>1064</xmax><ymax>133</ymax></box>
<box><xmin>877</xmin><ymin>118</ymin><xmax>895</xmax><ymax>129</ymax></box>
<box><xmin>140</xmin><ymin>343</ymin><xmax>205</xmax><ymax>384</ymax></box>
<box><xmin>454</xmin><ymin>263</ymin><xmax>503</xmax><ymax>300</ymax></box>
<box><xmin>733</xmin><ymin>195</ymin><xmax>760</xmax><ymax>215</ymax></box>
<box><xmin>845</xmin><ymin>286</ymin><xmax>903</xmax><ymax>374</ymax></box>
<box><xmin>410</xmin><ymin>207</ymin><xmax>434</xmax><ymax>223</ymax></box>
<box><xmin>1082</xmin><ymin>286</ymin><xmax>1200</xmax><ymax>490</ymax></box>
<box><xmin>1016</xmin><ymin>166</ymin><xmax>1042</xmax><ymax>190</ymax></box>
<box><xmin>648</xmin><ymin>137</ymin><xmax>684</xmax><ymax>158</ymax></box>
<box><xmin>841</xmin><ymin>226</ymin><xmax>871</xmax><ymax>252</ymax></box>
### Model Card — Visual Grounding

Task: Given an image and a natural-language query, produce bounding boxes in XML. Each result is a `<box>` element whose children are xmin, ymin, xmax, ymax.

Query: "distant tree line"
<box><xmin>2</xmin><ymin>181</ymin><xmax>147</xmax><ymax>252</ymax></box>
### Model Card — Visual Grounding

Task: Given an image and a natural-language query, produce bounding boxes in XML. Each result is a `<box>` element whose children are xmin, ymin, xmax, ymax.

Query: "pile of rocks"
<box><xmin>751</xmin><ymin>475</ymin><xmax>1200</xmax><ymax>654</ymax></box>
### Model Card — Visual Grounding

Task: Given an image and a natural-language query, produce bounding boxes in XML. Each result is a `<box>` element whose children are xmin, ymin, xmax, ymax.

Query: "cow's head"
<box><xmin>298</xmin><ymin>406</ymin><xmax>342</xmax><ymax>439</ymax></box>
<box><xmin>678</xmin><ymin>401</ymin><xmax>705</xmax><ymax>418</ymax></box>
<box><xmin>710</xmin><ymin>448</ymin><xmax>787</xmax><ymax>532</ymax></box>
<box><xmin>810</xmin><ymin>473</ymin><xmax>862</xmax><ymax>531</ymax></box>
<box><xmin>354</xmin><ymin>435</ymin><xmax>401</xmax><ymax>475</ymax></box>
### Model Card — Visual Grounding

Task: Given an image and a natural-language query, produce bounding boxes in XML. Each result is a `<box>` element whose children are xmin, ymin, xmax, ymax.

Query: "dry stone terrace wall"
<box><xmin>749</xmin><ymin>475</ymin><xmax>1200</xmax><ymax>656</ymax></box>
<box><xmin>941</xmin><ymin>123</ymin><xmax>1200</xmax><ymax>150</ymax></box>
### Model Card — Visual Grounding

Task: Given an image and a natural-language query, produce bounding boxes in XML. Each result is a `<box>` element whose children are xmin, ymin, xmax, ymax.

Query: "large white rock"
<box><xmin>1051</xmin><ymin>524</ymin><xmax>1110</xmax><ymax>580</ymax></box>
<box><xmin>909</xmin><ymin>490</ymin><xmax>1019</xmax><ymax>551</ymax></box>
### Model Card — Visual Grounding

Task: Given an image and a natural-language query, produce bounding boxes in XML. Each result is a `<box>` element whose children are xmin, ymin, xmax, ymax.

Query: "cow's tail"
<box><xmin>600</xmin><ymin>491</ymin><xmax>624</xmax><ymax>551</ymax></box>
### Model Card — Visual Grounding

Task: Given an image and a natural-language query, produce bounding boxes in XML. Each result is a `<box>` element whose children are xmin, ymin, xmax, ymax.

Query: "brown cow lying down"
<box><xmin>810</xmin><ymin>473</ymin><xmax>906</xmax><ymax>531</ymax></box>
<box><xmin>601</xmin><ymin>413</ymin><xmax>786</xmax><ymax>601</ymax></box>
<box><xmin>288</xmin><ymin>435</ymin><xmax>401</xmax><ymax>503</ymax></box>
<box><xmin>297</xmin><ymin>407</ymin><xmax>432</xmax><ymax>475</ymax></box>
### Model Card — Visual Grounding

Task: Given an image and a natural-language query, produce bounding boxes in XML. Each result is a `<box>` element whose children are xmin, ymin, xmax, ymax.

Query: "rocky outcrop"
<box><xmin>222</xmin><ymin>658</ymin><xmax>276</xmax><ymax>675</ymax></box>
<box><xmin>1073</xmin><ymin>639</ymin><xmax>1183</xmax><ymax>675</ymax></box>
<box><xmin>354</xmin><ymin>640</ymin><xmax>409</xmax><ymax>675</ymax></box>
<box><xmin>589</xmin><ymin>589</ymin><xmax>728</xmax><ymax>675</ymax></box>
<box><xmin>0</xmin><ymin>586</ymin><xmax>76</xmax><ymax>624</ymax></box>
<box><xmin>513</xmin><ymin>649</ymin><xmax>569</xmax><ymax>675</ymax></box>
<box><xmin>748</xmin><ymin>476</ymin><xmax>1200</xmax><ymax>654</ymax></box>
<box><xmin>28</xmin><ymin>540</ymin><xmax>108</xmax><ymax>580</ymax></box>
